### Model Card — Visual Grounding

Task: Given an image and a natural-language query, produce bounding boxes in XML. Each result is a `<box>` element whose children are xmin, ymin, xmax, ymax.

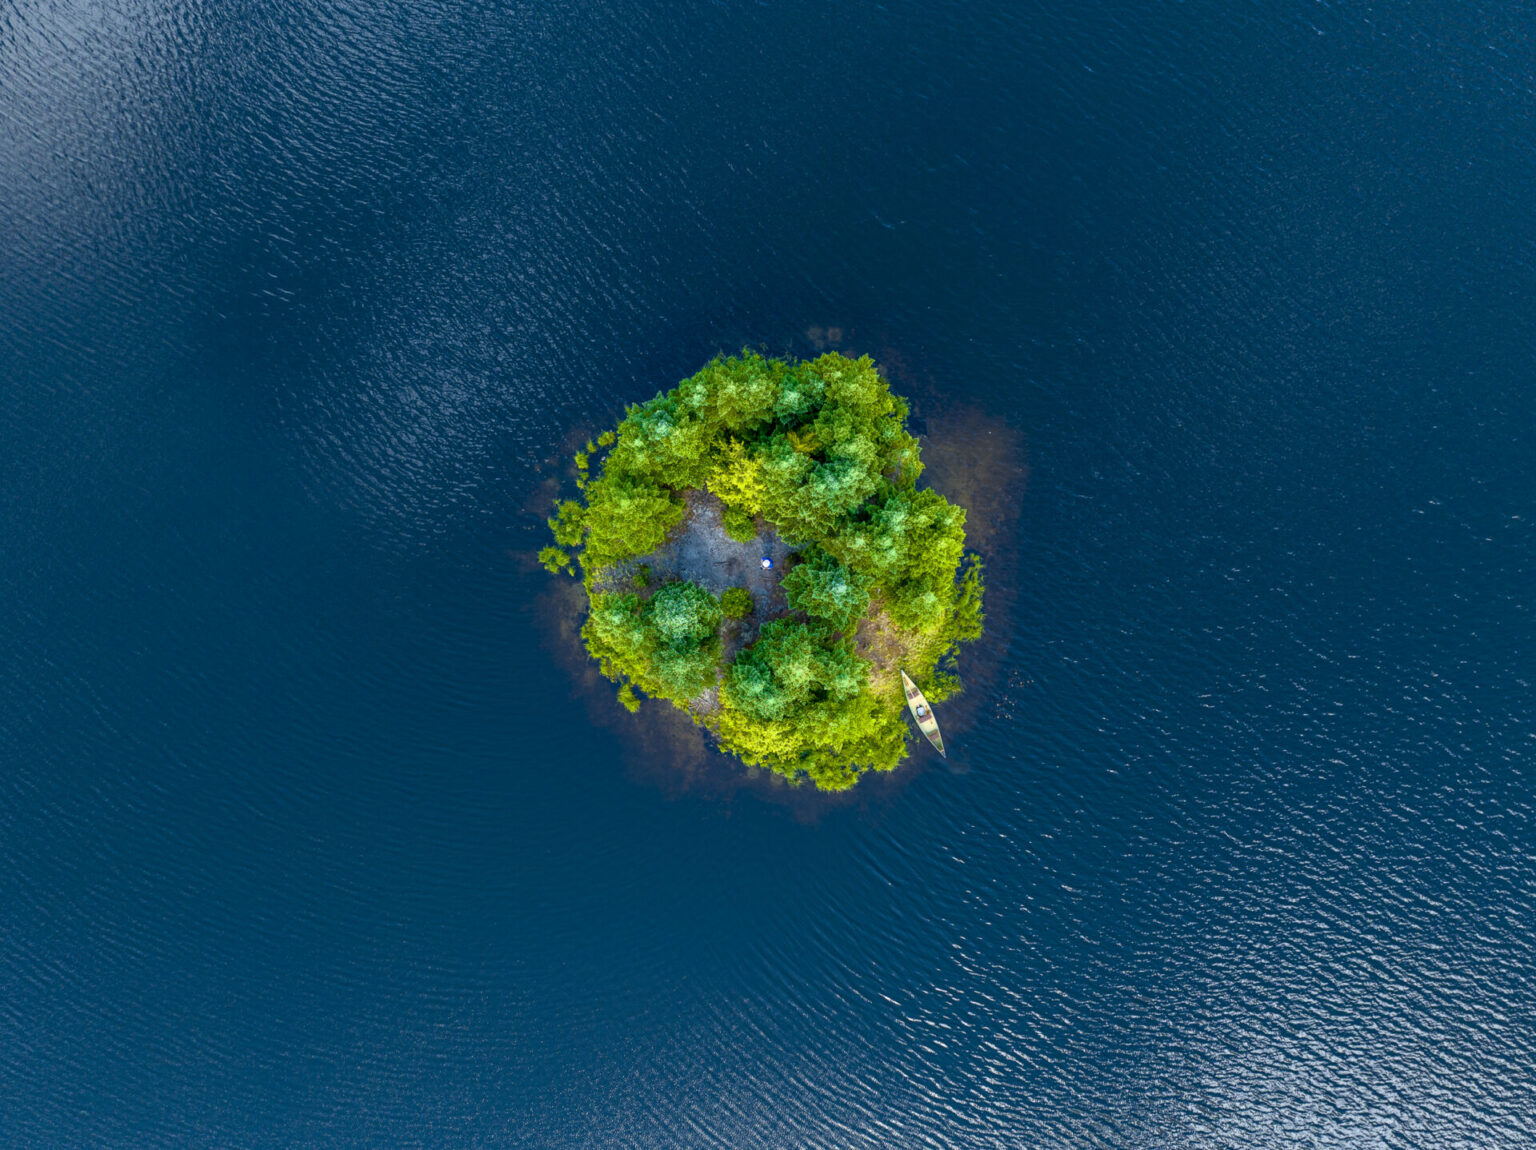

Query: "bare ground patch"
<box><xmin>657</xmin><ymin>491</ymin><xmax>795</xmax><ymax>600</ymax></box>
<box><xmin>853</xmin><ymin>597</ymin><xmax>921</xmax><ymax>697</ymax></box>
<box><xmin>596</xmin><ymin>489</ymin><xmax>796</xmax><ymax>645</ymax></box>
<box><xmin>593</xmin><ymin>489</ymin><xmax>800</xmax><ymax>715</ymax></box>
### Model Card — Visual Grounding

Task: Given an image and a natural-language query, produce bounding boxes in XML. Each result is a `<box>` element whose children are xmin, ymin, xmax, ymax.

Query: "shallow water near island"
<box><xmin>4</xmin><ymin>1</ymin><xmax>1536</xmax><ymax>1146</ymax></box>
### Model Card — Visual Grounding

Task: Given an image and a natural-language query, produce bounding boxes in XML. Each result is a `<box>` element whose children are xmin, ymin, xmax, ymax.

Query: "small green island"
<box><xmin>541</xmin><ymin>350</ymin><xmax>984</xmax><ymax>790</ymax></box>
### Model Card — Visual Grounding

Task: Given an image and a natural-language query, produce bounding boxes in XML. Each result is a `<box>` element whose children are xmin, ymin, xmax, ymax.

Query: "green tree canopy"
<box><xmin>648</xmin><ymin>580</ymin><xmax>722</xmax><ymax>647</ymax></box>
<box><xmin>782</xmin><ymin>550</ymin><xmax>872</xmax><ymax>633</ymax></box>
<box><xmin>582</xmin><ymin>581</ymin><xmax>723</xmax><ymax>703</ymax></box>
<box><xmin>723</xmin><ymin>619</ymin><xmax>864</xmax><ymax>724</ymax></box>
<box><xmin>581</xmin><ymin>474</ymin><xmax>685</xmax><ymax>567</ymax></box>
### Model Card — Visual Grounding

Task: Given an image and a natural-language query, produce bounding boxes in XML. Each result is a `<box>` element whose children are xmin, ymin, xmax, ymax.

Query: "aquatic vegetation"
<box><xmin>538</xmin><ymin>546</ymin><xmax>573</xmax><ymax>575</ymax></box>
<box><xmin>547</xmin><ymin>350</ymin><xmax>984</xmax><ymax>790</ymax></box>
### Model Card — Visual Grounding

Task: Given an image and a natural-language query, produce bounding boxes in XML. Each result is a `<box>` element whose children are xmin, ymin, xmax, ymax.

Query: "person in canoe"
<box><xmin>900</xmin><ymin>670</ymin><xmax>946</xmax><ymax>758</ymax></box>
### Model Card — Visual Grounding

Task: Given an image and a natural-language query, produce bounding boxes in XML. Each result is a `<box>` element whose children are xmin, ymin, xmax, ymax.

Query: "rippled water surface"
<box><xmin>4</xmin><ymin>2</ymin><xmax>1534</xmax><ymax>1146</ymax></box>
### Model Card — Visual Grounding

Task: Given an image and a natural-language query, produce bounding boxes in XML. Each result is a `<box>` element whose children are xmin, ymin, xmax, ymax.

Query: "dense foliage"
<box><xmin>584</xmin><ymin>580</ymin><xmax>723</xmax><ymax>701</ymax></box>
<box><xmin>546</xmin><ymin>350</ymin><xmax>985</xmax><ymax>790</ymax></box>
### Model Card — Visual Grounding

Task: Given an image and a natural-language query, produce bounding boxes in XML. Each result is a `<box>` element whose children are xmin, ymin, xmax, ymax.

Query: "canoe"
<box><xmin>900</xmin><ymin>670</ymin><xmax>946</xmax><ymax>758</ymax></box>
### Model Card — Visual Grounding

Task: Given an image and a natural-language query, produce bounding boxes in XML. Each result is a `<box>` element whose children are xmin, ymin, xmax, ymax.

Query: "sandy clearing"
<box><xmin>592</xmin><ymin>490</ymin><xmax>800</xmax><ymax>702</ymax></box>
<box><xmin>650</xmin><ymin>490</ymin><xmax>796</xmax><ymax>605</ymax></box>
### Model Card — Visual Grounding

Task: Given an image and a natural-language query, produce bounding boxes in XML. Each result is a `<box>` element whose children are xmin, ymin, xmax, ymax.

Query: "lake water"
<box><xmin>4</xmin><ymin>2</ymin><xmax>1534</xmax><ymax>1145</ymax></box>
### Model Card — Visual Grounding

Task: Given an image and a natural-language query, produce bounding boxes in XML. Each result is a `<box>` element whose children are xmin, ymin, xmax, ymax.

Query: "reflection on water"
<box><xmin>805</xmin><ymin>325</ymin><xmax>845</xmax><ymax>350</ymax></box>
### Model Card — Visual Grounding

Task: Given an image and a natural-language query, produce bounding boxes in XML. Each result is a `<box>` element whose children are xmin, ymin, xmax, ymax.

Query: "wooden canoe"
<box><xmin>900</xmin><ymin>670</ymin><xmax>946</xmax><ymax>757</ymax></box>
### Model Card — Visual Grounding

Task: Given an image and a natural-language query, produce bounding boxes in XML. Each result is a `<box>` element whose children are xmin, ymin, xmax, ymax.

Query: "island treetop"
<box><xmin>543</xmin><ymin>349</ymin><xmax>983</xmax><ymax>790</ymax></box>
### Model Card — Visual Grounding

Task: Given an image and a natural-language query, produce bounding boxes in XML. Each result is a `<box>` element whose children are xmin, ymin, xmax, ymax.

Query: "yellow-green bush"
<box><xmin>720</xmin><ymin>587</ymin><xmax>754</xmax><ymax>618</ymax></box>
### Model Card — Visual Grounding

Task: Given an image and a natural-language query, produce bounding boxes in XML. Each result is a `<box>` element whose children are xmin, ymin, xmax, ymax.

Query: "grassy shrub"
<box><xmin>720</xmin><ymin>587</ymin><xmax>754</xmax><ymax>619</ymax></box>
<box><xmin>548</xmin><ymin>350</ymin><xmax>985</xmax><ymax>789</ymax></box>
<box><xmin>722</xmin><ymin>508</ymin><xmax>757</xmax><ymax>542</ymax></box>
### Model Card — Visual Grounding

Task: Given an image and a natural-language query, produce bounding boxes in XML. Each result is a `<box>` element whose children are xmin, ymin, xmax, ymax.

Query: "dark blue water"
<box><xmin>5</xmin><ymin>2</ymin><xmax>1534</xmax><ymax>1145</ymax></box>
